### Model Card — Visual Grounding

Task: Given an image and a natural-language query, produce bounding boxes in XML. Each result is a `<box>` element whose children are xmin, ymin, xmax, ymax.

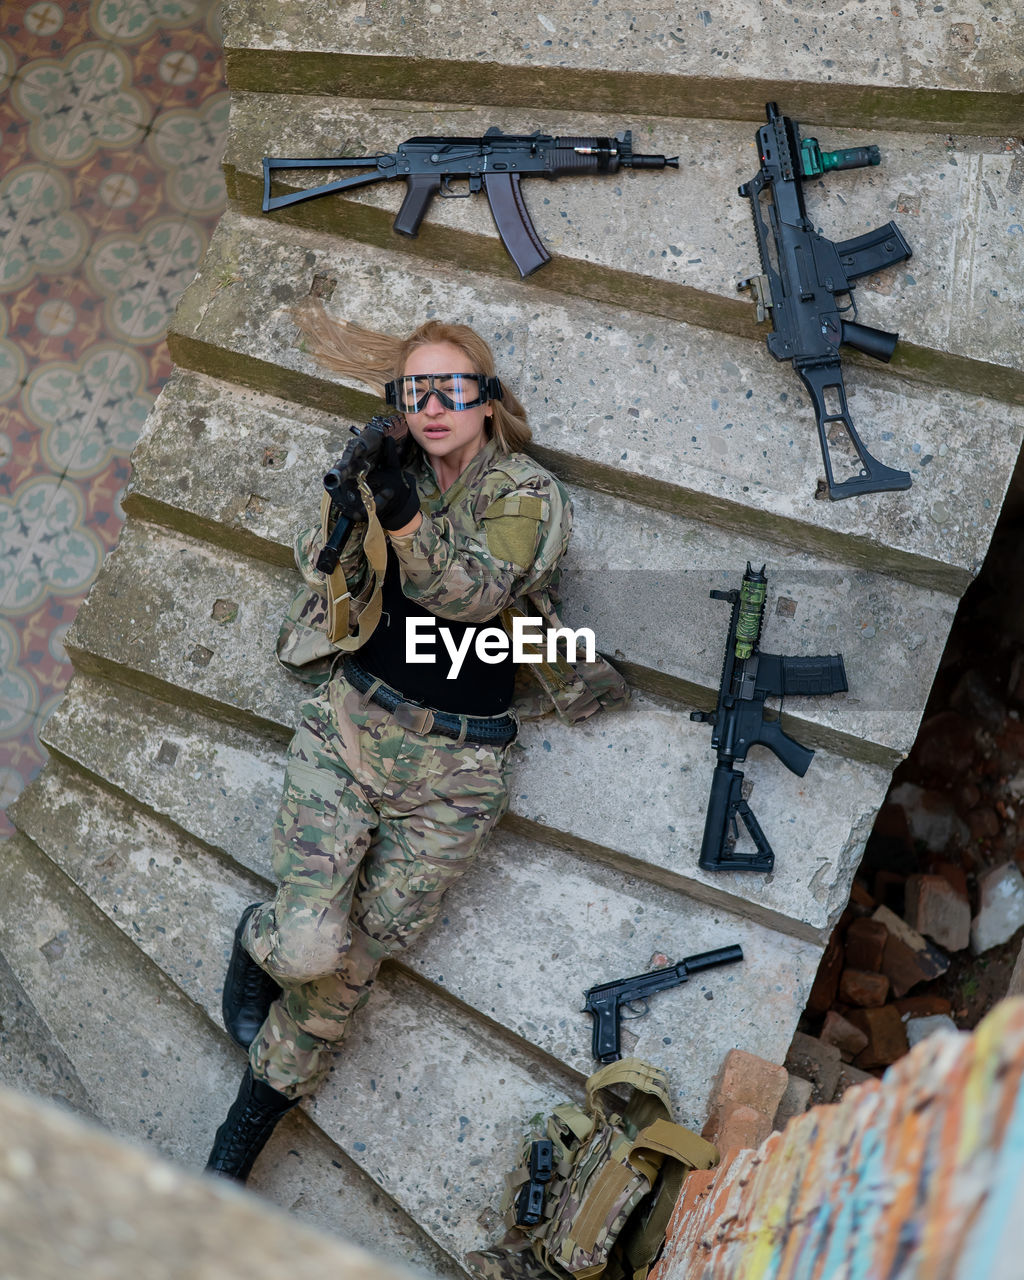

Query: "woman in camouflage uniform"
<box><xmin>204</xmin><ymin>303</ymin><xmax>627</xmax><ymax>1183</ymax></box>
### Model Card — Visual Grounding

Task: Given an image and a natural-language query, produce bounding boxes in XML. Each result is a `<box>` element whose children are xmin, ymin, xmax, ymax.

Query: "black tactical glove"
<box><xmin>366</xmin><ymin>436</ymin><xmax>420</xmax><ymax>531</ymax></box>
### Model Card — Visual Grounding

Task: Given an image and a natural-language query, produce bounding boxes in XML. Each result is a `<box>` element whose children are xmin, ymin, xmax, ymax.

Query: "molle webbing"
<box><xmin>321</xmin><ymin>479</ymin><xmax>388</xmax><ymax>648</ymax></box>
<box><xmin>477</xmin><ymin>1058</ymin><xmax>718</xmax><ymax>1280</ymax></box>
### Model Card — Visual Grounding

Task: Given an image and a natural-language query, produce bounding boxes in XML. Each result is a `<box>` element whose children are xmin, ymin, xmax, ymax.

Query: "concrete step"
<box><xmin>0</xmin><ymin>947</ymin><xmax>97</xmax><ymax>1122</ymax></box>
<box><xmin>166</xmin><ymin>212</ymin><xmax>1024</xmax><ymax>592</ymax></box>
<box><xmin>221</xmin><ymin>3</ymin><xmax>1022</xmax><ymax>134</ymax></box>
<box><xmin>225</xmin><ymin>92</ymin><xmax>1023</xmax><ymax>402</ymax></box>
<box><xmin>59</xmin><ymin>520</ymin><xmax>891</xmax><ymax>935</ymax></box>
<box><xmin>14</xmin><ymin>748</ymin><xmax>818</xmax><ymax>1129</ymax></box>
<box><xmin>0</xmin><ymin>830</ymin><xmax>457</xmax><ymax>1273</ymax></box>
<box><xmin>7</xmin><ymin>772</ymin><xmax>595</xmax><ymax>1263</ymax></box>
<box><xmin>127</xmin><ymin>370</ymin><xmax>956</xmax><ymax>765</ymax></box>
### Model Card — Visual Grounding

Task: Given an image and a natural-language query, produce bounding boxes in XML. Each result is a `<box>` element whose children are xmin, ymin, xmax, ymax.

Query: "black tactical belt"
<box><xmin>342</xmin><ymin>656</ymin><xmax>518</xmax><ymax>747</ymax></box>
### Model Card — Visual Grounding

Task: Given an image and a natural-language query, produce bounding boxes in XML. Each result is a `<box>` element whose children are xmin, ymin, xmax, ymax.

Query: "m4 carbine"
<box><xmin>738</xmin><ymin>102</ymin><xmax>913</xmax><ymax>500</ymax></box>
<box><xmin>691</xmin><ymin>564</ymin><xmax>848</xmax><ymax>874</ymax></box>
<box><xmin>262</xmin><ymin>127</ymin><xmax>678</xmax><ymax>277</ymax></box>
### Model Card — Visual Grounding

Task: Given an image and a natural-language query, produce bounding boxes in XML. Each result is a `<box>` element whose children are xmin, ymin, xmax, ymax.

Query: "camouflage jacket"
<box><xmin>277</xmin><ymin>438</ymin><xmax>629</xmax><ymax>724</ymax></box>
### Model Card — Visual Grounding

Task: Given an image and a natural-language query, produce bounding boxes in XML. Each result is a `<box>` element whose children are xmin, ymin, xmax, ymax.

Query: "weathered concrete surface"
<box><xmin>227</xmin><ymin>93</ymin><xmax>1024</xmax><ymax>395</ymax></box>
<box><xmin>168</xmin><ymin>216</ymin><xmax>1023</xmax><ymax>591</ymax></box>
<box><xmin>0</xmin><ymin>950</ymin><xmax>96</xmax><ymax>1122</ymax></box>
<box><xmin>0</xmin><ymin>1085</ymin><xmax>432</xmax><ymax>1280</ymax></box>
<box><xmin>57</xmin><ymin>517</ymin><xmax>890</xmax><ymax>935</ymax></box>
<box><xmin>223</xmin><ymin>1</ymin><xmax>1023</xmax><ymax>127</ymax></box>
<box><xmin>127</xmin><ymin>372</ymin><xmax>955</xmax><ymax>764</ymax></box>
<box><xmin>5</xmin><ymin>0</ymin><xmax>1023</xmax><ymax>1268</ymax></box>
<box><xmin>13</xmin><ymin>757</ymin><xmax>811</xmax><ymax>1129</ymax></box>
<box><xmin>0</xmin><ymin>830</ymin><xmax>467</xmax><ymax>1276</ymax></box>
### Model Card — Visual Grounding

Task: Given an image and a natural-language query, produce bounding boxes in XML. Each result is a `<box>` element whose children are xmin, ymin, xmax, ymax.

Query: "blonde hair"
<box><xmin>291</xmin><ymin>299</ymin><xmax>532</xmax><ymax>453</ymax></box>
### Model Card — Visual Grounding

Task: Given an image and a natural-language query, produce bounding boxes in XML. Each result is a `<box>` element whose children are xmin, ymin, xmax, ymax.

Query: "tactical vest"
<box><xmin>466</xmin><ymin>1059</ymin><xmax>718</xmax><ymax>1280</ymax></box>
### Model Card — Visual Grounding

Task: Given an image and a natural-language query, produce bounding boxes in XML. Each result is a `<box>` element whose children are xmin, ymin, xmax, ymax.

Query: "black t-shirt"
<box><xmin>357</xmin><ymin>546</ymin><xmax>515</xmax><ymax>715</ymax></box>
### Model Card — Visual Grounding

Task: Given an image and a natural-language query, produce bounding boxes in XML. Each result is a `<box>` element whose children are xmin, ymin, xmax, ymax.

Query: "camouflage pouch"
<box><xmin>467</xmin><ymin>1059</ymin><xmax>718</xmax><ymax>1280</ymax></box>
<box><xmin>276</xmin><ymin>477</ymin><xmax>389</xmax><ymax>684</ymax></box>
<box><xmin>276</xmin><ymin>582</ymin><xmax>339</xmax><ymax>687</ymax></box>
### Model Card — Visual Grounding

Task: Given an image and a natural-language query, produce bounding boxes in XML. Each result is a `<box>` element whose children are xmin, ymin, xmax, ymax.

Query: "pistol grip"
<box><xmin>586</xmin><ymin>995</ymin><xmax>621</xmax><ymax>1063</ymax></box>
<box><xmin>394</xmin><ymin>174</ymin><xmax>441</xmax><ymax>237</ymax></box>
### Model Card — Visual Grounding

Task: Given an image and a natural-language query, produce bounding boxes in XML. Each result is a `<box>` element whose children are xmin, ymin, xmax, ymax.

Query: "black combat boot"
<box><xmin>205</xmin><ymin>1067</ymin><xmax>299</xmax><ymax>1182</ymax></box>
<box><xmin>222</xmin><ymin>903</ymin><xmax>280</xmax><ymax>1049</ymax></box>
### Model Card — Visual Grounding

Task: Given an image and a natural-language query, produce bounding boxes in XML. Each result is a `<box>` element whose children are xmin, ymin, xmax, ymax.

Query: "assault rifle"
<box><xmin>316</xmin><ymin>414</ymin><xmax>406</xmax><ymax>574</ymax></box>
<box><xmin>262</xmin><ymin>128</ymin><xmax>678</xmax><ymax>277</ymax></box>
<box><xmin>738</xmin><ymin>102</ymin><xmax>913</xmax><ymax>500</ymax></box>
<box><xmin>584</xmin><ymin>946</ymin><xmax>744</xmax><ymax>1064</ymax></box>
<box><xmin>690</xmin><ymin>564</ymin><xmax>848</xmax><ymax>874</ymax></box>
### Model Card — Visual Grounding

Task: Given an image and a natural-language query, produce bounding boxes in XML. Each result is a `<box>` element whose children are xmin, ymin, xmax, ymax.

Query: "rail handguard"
<box><xmin>738</xmin><ymin>102</ymin><xmax>913</xmax><ymax>500</ymax></box>
<box><xmin>263</xmin><ymin>127</ymin><xmax>678</xmax><ymax>278</ymax></box>
<box><xmin>690</xmin><ymin>564</ymin><xmax>848</xmax><ymax>874</ymax></box>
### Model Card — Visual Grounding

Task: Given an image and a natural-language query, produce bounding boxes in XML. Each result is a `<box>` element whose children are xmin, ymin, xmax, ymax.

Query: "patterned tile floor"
<box><xmin>0</xmin><ymin>0</ymin><xmax>228</xmax><ymax>835</ymax></box>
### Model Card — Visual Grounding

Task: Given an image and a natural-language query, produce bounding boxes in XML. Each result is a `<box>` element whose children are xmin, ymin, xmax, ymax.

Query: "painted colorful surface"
<box><xmin>0</xmin><ymin>1</ymin><xmax>228</xmax><ymax>834</ymax></box>
<box><xmin>652</xmin><ymin>997</ymin><xmax>1024</xmax><ymax>1280</ymax></box>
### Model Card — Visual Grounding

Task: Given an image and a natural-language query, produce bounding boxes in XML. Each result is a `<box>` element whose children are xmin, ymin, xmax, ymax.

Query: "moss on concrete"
<box><xmin>224</xmin><ymin>53</ymin><xmax>1024</xmax><ymax>136</ymax></box>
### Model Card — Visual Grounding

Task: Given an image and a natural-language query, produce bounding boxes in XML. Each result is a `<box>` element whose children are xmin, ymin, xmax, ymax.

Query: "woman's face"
<box><xmin>400</xmin><ymin>341</ymin><xmax>491</xmax><ymax>472</ymax></box>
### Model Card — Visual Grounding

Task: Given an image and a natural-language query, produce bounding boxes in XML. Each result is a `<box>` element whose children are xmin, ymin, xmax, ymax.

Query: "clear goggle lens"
<box><xmin>385</xmin><ymin>372</ymin><xmax>501</xmax><ymax>413</ymax></box>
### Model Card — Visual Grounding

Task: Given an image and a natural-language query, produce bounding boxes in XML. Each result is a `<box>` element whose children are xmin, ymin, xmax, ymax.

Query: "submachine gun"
<box><xmin>315</xmin><ymin>414</ymin><xmax>407</xmax><ymax>574</ymax></box>
<box><xmin>690</xmin><ymin>564</ymin><xmax>848</xmax><ymax>874</ymax></box>
<box><xmin>262</xmin><ymin>127</ymin><xmax>678</xmax><ymax>278</ymax></box>
<box><xmin>738</xmin><ymin>102</ymin><xmax>913</xmax><ymax>500</ymax></box>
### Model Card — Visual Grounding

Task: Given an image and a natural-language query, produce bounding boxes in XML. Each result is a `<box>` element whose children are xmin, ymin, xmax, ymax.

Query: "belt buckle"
<box><xmin>393</xmin><ymin>701</ymin><xmax>435</xmax><ymax>735</ymax></box>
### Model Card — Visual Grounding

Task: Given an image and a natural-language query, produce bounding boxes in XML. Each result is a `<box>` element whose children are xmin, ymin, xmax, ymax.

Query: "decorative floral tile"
<box><xmin>0</xmin><ymin>0</ymin><xmax>227</xmax><ymax>824</ymax></box>
<box><xmin>85</xmin><ymin>214</ymin><xmax>211</xmax><ymax>342</ymax></box>
<box><xmin>148</xmin><ymin>90</ymin><xmax>229</xmax><ymax>215</ymax></box>
<box><xmin>0</xmin><ymin>163</ymin><xmax>93</xmax><ymax>293</ymax></box>
<box><xmin>11</xmin><ymin>42</ymin><xmax>152</xmax><ymax>166</ymax></box>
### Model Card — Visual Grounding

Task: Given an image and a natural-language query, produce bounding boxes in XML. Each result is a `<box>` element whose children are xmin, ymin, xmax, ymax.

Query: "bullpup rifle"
<box><xmin>691</xmin><ymin>564</ymin><xmax>848</xmax><ymax>873</ymax></box>
<box><xmin>738</xmin><ymin>102</ymin><xmax>913</xmax><ymax>500</ymax></box>
<box><xmin>263</xmin><ymin>127</ymin><xmax>678</xmax><ymax>277</ymax></box>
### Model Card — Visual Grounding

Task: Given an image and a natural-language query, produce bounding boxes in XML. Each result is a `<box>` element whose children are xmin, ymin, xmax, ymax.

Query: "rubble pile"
<box><xmin>785</xmin><ymin>515</ymin><xmax>1024</xmax><ymax>1108</ymax></box>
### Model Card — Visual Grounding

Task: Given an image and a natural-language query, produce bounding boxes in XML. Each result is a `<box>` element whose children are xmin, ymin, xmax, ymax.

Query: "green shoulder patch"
<box><xmin>482</xmin><ymin>494</ymin><xmax>546</xmax><ymax>568</ymax></box>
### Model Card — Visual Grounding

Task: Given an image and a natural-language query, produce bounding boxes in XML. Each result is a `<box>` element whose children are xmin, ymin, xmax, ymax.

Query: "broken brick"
<box><xmin>844</xmin><ymin>917</ymin><xmax>889</xmax><ymax>971</ymax></box>
<box><xmin>904</xmin><ymin>873</ymin><xmax>971</xmax><ymax>951</ymax></box>
<box><xmin>702</xmin><ymin>1102</ymin><xmax>770</xmax><ymax>1156</ymax></box>
<box><xmin>838</xmin><ymin>969</ymin><xmax>890</xmax><ymax>1008</ymax></box>
<box><xmin>805</xmin><ymin>933</ymin><xmax>844</xmax><ymax>1016</ymax></box>
<box><xmin>894</xmin><ymin>993</ymin><xmax>954</xmax><ymax>1019</ymax></box>
<box><xmin>873</xmin><ymin>905</ymin><xmax>950</xmax><ymax>997</ymax></box>
<box><xmin>772</xmin><ymin>1074</ymin><xmax>813</xmax><ymax>1131</ymax></box>
<box><xmin>931</xmin><ymin>859</ymin><xmax>969</xmax><ymax>900</ymax></box>
<box><xmin>834</xmin><ymin>1060</ymin><xmax>878</xmax><ymax>1101</ymax></box>
<box><xmin>848</xmin><ymin>1005</ymin><xmax>910</xmax><ymax>1069</ymax></box>
<box><xmin>702</xmin><ymin>1049</ymin><xmax>788</xmax><ymax>1150</ymax></box>
<box><xmin>819</xmin><ymin>1010</ymin><xmax>870</xmax><ymax>1062</ymax></box>
<box><xmin>784</xmin><ymin>1032</ymin><xmax>842</xmax><ymax>1106</ymax></box>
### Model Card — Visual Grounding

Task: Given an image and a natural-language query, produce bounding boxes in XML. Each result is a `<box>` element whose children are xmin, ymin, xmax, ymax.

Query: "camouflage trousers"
<box><xmin>242</xmin><ymin>675</ymin><xmax>512</xmax><ymax>1098</ymax></box>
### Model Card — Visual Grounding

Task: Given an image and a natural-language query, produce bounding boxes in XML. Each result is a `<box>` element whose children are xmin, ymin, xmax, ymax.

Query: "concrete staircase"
<box><xmin>5</xmin><ymin>2</ymin><xmax>1023</xmax><ymax>1273</ymax></box>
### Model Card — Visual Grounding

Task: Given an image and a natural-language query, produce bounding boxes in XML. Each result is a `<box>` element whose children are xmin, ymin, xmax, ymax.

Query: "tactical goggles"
<box><xmin>384</xmin><ymin>372</ymin><xmax>503</xmax><ymax>413</ymax></box>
